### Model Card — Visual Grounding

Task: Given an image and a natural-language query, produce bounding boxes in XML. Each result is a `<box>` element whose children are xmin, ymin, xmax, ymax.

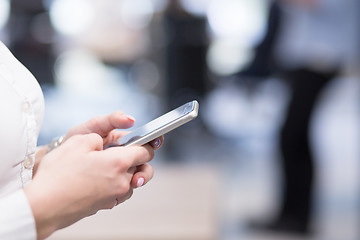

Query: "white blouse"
<box><xmin>0</xmin><ymin>41</ymin><xmax>45</xmax><ymax>239</ymax></box>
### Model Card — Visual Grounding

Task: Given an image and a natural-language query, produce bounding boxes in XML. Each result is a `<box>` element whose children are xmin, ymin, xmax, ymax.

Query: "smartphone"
<box><xmin>110</xmin><ymin>100</ymin><xmax>199</xmax><ymax>147</ymax></box>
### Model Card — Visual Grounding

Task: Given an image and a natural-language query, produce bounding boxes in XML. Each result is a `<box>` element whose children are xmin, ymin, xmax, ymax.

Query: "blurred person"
<box><xmin>0</xmin><ymin>40</ymin><xmax>164</xmax><ymax>239</ymax></box>
<box><xmin>161</xmin><ymin>0</ymin><xmax>208</xmax><ymax>159</ymax></box>
<box><xmin>239</xmin><ymin>0</ymin><xmax>360</xmax><ymax>235</ymax></box>
<box><xmin>163</xmin><ymin>0</ymin><xmax>209</xmax><ymax>110</ymax></box>
<box><xmin>271</xmin><ymin>0</ymin><xmax>358</xmax><ymax>234</ymax></box>
<box><xmin>9</xmin><ymin>0</ymin><xmax>55</xmax><ymax>85</ymax></box>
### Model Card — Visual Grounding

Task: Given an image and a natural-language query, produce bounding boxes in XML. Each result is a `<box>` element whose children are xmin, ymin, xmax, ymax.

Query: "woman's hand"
<box><xmin>25</xmin><ymin>133</ymin><xmax>159</xmax><ymax>240</ymax></box>
<box><xmin>63</xmin><ymin>111</ymin><xmax>137</xmax><ymax>145</ymax></box>
<box><xmin>34</xmin><ymin>111</ymin><xmax>134</xmax><ymax>173</ymax></box>
<box><xmin>34</xmin><ymin>111</ymin><xmax>164</xmax><ymax>175</ymax></box>
<box><xmin>61</xmin><ymin>111</ymin><xmax>163</xmax><ymax>189</ymax></box>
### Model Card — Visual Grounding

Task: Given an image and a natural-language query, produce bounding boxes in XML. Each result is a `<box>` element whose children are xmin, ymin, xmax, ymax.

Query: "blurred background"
<box><xmin>1</xmin><ymin>0</ymin><xmax>360</xmax><ymax>239</ymax></box>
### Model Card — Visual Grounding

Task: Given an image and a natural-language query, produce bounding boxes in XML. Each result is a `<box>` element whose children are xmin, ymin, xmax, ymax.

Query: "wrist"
<box><xmin>24</xmin><ymin>184</ymin><xmax>59</xmax><ymax>240</ymax></box>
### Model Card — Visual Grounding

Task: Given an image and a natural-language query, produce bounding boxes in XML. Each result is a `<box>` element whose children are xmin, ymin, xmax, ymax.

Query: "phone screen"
<box><xmin>116</xmin><ymin>100</ymin><xmax>198</xmax><ymax>146</ymax></box>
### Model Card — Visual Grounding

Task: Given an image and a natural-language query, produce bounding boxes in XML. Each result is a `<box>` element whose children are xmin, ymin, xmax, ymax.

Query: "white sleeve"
<box><xmin>0</xmin><ymin>189</ymin><xmax>37</xmax><ymax>240</ymax></box>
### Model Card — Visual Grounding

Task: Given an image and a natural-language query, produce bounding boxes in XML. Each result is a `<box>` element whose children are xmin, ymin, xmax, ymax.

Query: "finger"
<box><xmin>106</xmin><ymin>134</ymin><xmax>164</xmax><ymax>149</ymax></box>
<box><xmin>121</xmin><ymin>188</ymin><xmax>134</xmax><ymax>204</ymax></box>
<box><xmin>149</xmin><ymin>136</ymin><xmax>164</xmax><ymax>150</ymax></box>
<box><xmin>103</xmin><ymin>129</ymin><xmax>131</xmax><ymax>146</ymax></box>
<box><xmin>63</xmin><ymin>133</ymin><xmax>103</xmax><ymax>152</ymax></box>
<box><xmin>127</xmin><ymin>166</ymin><xmax>137</xmax><ymax>174</ymax></box>
<box><xmin>107</xmin><ymin>188</ymin><xmax>134</xmax><ymax>209</ymax></box>
<box><xmin>86</xmin><ymin>111</ymin><xmax>136</xmax><ymax>136</ymax></box>
<box><xmin>99</xmin><ymin>144</ymin><xmax>155</xmax><ymax>169</ymax></box>
<box><xmin>130</xmin><ymin>163</ymin><xmax>154</xmax><ymax>188</ymax></box>
<box><xmin>125</xmin><ymin>145</ymin><xmax>155</xmax><ymax>167</ymax></box>
<box><xmin>68</xmin><ymin>111</ymin><xmax>135</xmax><ymax>140</ymax></box>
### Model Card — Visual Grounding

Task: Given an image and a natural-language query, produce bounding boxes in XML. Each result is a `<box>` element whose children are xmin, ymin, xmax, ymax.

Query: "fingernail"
<box><xmin>137</xmin><ymin>177</ymin><xmax>145</xmax><ymax>188</ymax></box>
<box><xmin>153</xmin><ymin>138</ymin><xmax>161</xmax><ymax>148</ymax></box>
<box><xmin>126</xmin><ymin>115</ymin><xmax>136</xmax><ymax>122</ymax></box>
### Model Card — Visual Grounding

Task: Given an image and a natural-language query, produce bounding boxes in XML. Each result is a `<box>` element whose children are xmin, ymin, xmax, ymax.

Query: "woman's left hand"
<box><xmin>64</xmin><ymin>111</ymin><xmax>136</xmax><ymax>145</ymax></box>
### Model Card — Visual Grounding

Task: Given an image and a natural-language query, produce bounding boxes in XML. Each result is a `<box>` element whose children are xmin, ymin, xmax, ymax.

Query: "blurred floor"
<box><xmin>49</xmin><ymin>164</ymin><xmax>220</xmax><ymax>240</ymax></box>
<box><xmin>40</xmin><ymin>73</ymin><xmax>360</xmax><ymax>240</ymax></box>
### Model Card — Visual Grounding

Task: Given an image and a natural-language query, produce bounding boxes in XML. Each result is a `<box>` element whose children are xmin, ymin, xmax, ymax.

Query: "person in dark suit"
<box><xmin>239</xmin><ymin>0</ymin><xmax>358</xmax><ymax>234</ymax></box>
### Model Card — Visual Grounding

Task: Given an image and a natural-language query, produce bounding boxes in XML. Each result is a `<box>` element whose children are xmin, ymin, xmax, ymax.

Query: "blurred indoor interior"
<box><xmin>1</xmin><ymin>0</ymin><xmax>360</xmax><ymax>239</ymax></box>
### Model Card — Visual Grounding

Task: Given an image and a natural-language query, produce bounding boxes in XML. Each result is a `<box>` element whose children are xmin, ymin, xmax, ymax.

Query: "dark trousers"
<box><xmin>278</xmin><ymin>68</ymin><xmax>337</xmax><ymax>228</ymax></box>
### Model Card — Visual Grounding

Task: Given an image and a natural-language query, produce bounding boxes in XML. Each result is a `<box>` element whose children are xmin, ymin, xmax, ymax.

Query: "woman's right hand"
<box><xmin>25</xmin><ymin>133</ymin><xmax>156</xmax><ymax>240</ymax></box>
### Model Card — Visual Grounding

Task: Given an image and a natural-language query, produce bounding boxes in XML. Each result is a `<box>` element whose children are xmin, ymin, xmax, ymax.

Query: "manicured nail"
<box><xmin>126</xmin><ymin>115</ymin><xmax>136</xmax><ymax>122</ymax></box>
<box><xmin>137</xmin><ymin>177</ymin><xmax>145</xmax><ymax>188</ymax></box>
<box><xmin>153</xmin><ymin>138</ymin><xmax>161</xmax><ymax>148</ymax></box>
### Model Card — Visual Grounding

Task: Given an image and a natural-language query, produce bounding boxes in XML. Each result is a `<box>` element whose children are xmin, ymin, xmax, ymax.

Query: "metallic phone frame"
<box><xmin>119</xmin><ymin>100</ymin><xmax>199</xmax><ymax>146</ymax></box>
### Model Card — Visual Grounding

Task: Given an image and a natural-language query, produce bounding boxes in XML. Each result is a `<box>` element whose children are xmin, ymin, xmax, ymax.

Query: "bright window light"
<box><xmin>150</xmin><ymin>0</ymin><xmax>168</xmax><ymax>13</ymax></box>
<box><xmin>49</xmin><ymin>0</ymin><xmax>95</xmax><ymax>36</ymax></box>
<box><xmin>179</xmin><ymin>0</ymin><xmax>210</xmax><ymax>16</ymax></box>
<box><xmin>0</xmin><ymin>0</ymin><xmax>10</xmax><ymax>30</ymax></box>
<box><xmin>207</xmin><ymin>39</ymin><xmax>253</xmax><ymax>76</ymax></box>
<box><xmin>120</xmin><ymin>0</ymin><xmax>154</xmax><ymax>30</ymax></box>
<box><xmin>207</xmin><ymin>0</ymin><xmax>266</xmax><ymax>45</ymax></box>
